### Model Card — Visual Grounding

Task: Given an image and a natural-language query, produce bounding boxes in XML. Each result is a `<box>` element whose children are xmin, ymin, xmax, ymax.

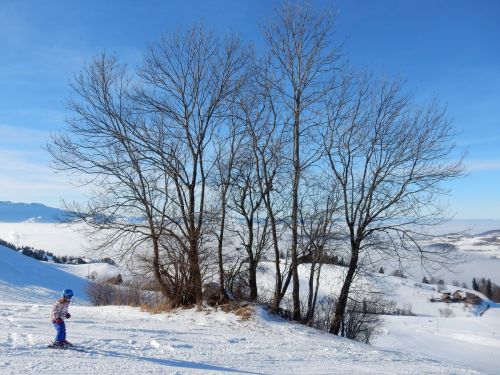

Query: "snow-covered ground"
<box><xmin>428</xmin><ymin>228</ymin><xmax>500</xmax><ymax>260</ymax></box>
<box><xmin>0</xmin><ymin>245</ymin><xmax>89</xmax><ymax>304</ymax></box>
<box><xmin>50</xmin><ymin>262</ymin><xmax>122</xmax><ymax>281</ymax></box>
<box><xmin>371</xmin><ymin>276</ymin><xmax>500</xmax><ymax>374</ymax></box>
<box><xmin>3</xmin><ymin>300</ymin><xmax>489</xmax><ymax>375</ymax></box>
<box><xmin>1</xmin><ymin>244</ymin><xmax>500</xmax><ymax>374</ymax></box>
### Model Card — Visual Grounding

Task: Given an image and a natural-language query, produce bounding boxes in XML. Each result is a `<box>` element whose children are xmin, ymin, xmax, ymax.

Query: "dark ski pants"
<box><xmin>53</xmin><ymin>320</ymin><xmax>66</xmax><ymax>342</ymax></box>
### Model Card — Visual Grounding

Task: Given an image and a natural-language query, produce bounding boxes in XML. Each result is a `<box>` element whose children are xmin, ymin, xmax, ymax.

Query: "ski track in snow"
<box><xmin>0</xmin><ymin>301</ymin><xmax>484</xmax><ymax>375</ymax></box>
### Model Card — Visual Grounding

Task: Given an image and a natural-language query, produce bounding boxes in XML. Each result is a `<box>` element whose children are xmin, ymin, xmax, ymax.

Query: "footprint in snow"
<box><xmin>7</xmin><ymin>333</ymin><xmax>17</xmax><ymax>346</ymax></box>
<box><xmin>228</xmin><ymin>337</ymin><xmax>247</xmax><ymax>344</ymax></box>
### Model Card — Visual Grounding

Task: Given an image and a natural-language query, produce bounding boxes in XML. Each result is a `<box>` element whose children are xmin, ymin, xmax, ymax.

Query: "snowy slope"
<box><xmin>0</xmin><ymin>243</ymin><xmax>492</xmax><ymax>374</ymax></box>
<box><xmin>50</xmin><ymin>262</ymin><xmax>122</xmax><ymax>281</ymax></box>
<box><xmin>0</xmin><ymin>302</ymin><xmax>485</xmax><ymax>375</ymax></box>
<box><xmin>0</xmin><ymin>245</ymin><xmax>89</xmax><ymax>303</ymax></box>
<box><xmin>371</xmin><ymin>275</ymin><xmax>500</xmax><ymax>374</ymax></box>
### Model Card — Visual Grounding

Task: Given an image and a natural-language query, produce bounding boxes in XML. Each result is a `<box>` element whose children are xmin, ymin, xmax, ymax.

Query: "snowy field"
<box><xmin>1</xmin><ymin>244</ymin><xmax>500</xmax><ymax>374</ymax></box>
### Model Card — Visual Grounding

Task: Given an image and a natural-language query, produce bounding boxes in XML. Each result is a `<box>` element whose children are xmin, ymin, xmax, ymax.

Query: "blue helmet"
<box><xmin>62</xmin><ymin>289</ymin><xmax>74</xmax><ymax>298</ymax></box>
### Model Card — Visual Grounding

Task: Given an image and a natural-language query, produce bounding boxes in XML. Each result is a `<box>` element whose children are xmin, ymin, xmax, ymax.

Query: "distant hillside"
<box><xmin>0</xmin><ymin>201</ymin><xmax>70</xmax><ymax>223</ymax></box>
<box><xmin>429</xmin><ymin>228</ymin><xmax>500</xmax><ymax>260</ymax></box>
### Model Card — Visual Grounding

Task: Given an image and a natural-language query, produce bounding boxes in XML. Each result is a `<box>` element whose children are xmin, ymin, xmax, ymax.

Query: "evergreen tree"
<box><xmin>486</xmin><ymin>279</ymin><xmax>493</xmax><ymax>298</ymax></box>
<box><xmin>472</xmin><ymin>277</ymin><xmax>479</xmax><ymax>291</ymax></box>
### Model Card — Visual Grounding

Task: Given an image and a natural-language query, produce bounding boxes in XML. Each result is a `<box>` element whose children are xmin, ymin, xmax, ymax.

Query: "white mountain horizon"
<box><xmin>0</xmin><ymin>201</ymin><xmax>70</xmax><ymax>223</ymax></box>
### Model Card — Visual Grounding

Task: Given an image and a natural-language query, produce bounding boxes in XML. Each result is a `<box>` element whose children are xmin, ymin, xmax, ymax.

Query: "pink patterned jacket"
<box><xmin>50</xmin><ymin>298</ymin><xmax>71</xmax><ymax>322</ymax></box>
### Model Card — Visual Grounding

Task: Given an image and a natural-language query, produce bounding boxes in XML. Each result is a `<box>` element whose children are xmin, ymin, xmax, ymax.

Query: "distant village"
<box><xmin>431</xmin><ymin>290</ymin><xmax>482</xmax><ymax>305</ymax></box>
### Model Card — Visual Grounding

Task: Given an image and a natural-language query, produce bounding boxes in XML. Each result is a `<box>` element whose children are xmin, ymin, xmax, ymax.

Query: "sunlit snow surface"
<box><xmin>1</xmin><ymin>244</ymin><xmax>499</xmax><ymax>374</ymax></box>
<box><xmin>1</xmin><ymin>301</ymin><xmax>492</xmax><ymax>375</ymax></box>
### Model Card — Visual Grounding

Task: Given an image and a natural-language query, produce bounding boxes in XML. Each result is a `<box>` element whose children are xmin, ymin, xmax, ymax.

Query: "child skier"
<box><xmin>50</xmin><ymin>289</ymin><xmax>73</xmax><ymax>347</ymax></box>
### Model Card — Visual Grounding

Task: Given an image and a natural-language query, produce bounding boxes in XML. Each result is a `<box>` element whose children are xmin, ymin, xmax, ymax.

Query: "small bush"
<box><xmin>305</xmin><ymin>294</ymin><xmax>390</xmax><ymax>344</ymax></box>
<box><xmin>342</xmin><ymin>299</ymin><xmax>384</xmax><ymax>344</ymax></box>
<box><xmin>86</xmin><ymin>281</ymin><xmax>116</xmax><ymax>306</ymax></box>
<box><xmin>219</xmin><ymin>301</ymin><xmax>254</xmax><ymax>320</ymax></box>
<box><xmin>86</xmin><ymin>278</ymin><xmax>162</xmax><ymax>308</ymax></box>
<box><xmin>203</xmin><ymin>282</ymin><xmax>221</xmax><ymax>306</ymax></box>
<box><xmin>105</xmin><ymin>274</ymin><xmax>123</xmax><ymax>285</ymax></box>
<box><xmin>140</xmin><ymin>299</ymin><xmax>174</xmax><ymax>314</ymax></box>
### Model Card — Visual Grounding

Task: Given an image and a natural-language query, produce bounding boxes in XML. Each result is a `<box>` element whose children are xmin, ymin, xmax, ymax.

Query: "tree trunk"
<box><xmin>248</xmin><ymin>255</ymin><xmax>258</xmax><ymax>301</ymax></box>
<box><xmin>151</xmin><ymin>237</ymin><xmax>170</xmax><ymax>299</ymax></box>
<box><xmin>329</xmin><ymin>243</ymin><xmax>359</xmax><ymax>335</ymax></box>
<box><xmin>305</xmin><ymin>260</ymin><xmax>316</xmax><ymax>323</ymax></box>
<box><xmin>268</xmin><ymin>199</ymin><xmax>283</xmax><ymax>313</ymax></box>
<box><xmin>188</xmin><ymin>237</ymin><xmax>203</xmax><ymax>305</ymax></box>
<box><xmin>217</xmin><ymin>201</ymin><xmax>228</xmax><ymax>303</ymax></box>
<box><xmin>311</xmin><ymin>262</ymin><xmax>322</xmax><ymax>324</ymax></box>
<box><xmin>291</xmin><ymin>103</ymin><xmax>301</xmax><ymax>321</ymax></box>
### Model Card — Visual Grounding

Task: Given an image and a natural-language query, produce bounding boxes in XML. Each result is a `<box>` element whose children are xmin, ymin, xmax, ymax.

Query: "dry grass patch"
<box><xmin>219</xmin><ymin>302</ymin><xmax>254</xmax><ymax>320</ymax></box>
<box><xmin>234</xmin><ymin>305</ymin><xmax>254</xmax><ymax>321</ymax></box>
<box><xmin>140</xmin><ymin>301</ymin><xmax>175</xmax><ymax>314</ymax></box>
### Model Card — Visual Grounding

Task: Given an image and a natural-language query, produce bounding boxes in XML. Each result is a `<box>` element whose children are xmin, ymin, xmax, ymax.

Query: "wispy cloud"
<box><xmin>0</xmin><ymin>124</ymin><xmax>53</xmax><ymax>146</ymax></box>
<box><xmin>0</xmin><ymin>149</ymin><xmax>50</xmax><ymax>171</ymax></box>
<box><xmin>0</xmin><ymin>124</ymin><xmax>55</xmax><ymax>152</ymax></box>
<box><xmin>466</xmin><ymin>160</ymin><xmax>500</xmax><ymax>172</ymax></box>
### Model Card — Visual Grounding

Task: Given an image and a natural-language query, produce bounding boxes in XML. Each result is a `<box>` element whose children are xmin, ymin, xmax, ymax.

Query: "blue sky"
<box><xmin>0</xmin><ymin>0</ymin><xmax>499</xmax><ymax>219</ymax></box>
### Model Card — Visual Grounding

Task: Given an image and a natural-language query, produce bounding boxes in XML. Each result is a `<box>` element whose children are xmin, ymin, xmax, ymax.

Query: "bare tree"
<box><xmin>137</xmin><ymin>25</ymin><xmax>249</xmax><ymax>305</ymax></box>
<box><xmin>227</xmin><ymin>68</ymin><xmax>284</xmax><ymax>302</ymax></box>
<box><xmin>229</xmin><ymin>140</ymin><xmax>270</xmax><ymax>301</ymax></box>
<box><xmin>47</xmin><ymin>54</ymin><xmax>175</xmax><ymax>301</ymax></box>
<box><xmin>49</xmin><ymin>26</ymin><xmax>249</xmax><ymax>307</ymax></box>
<box><xmin>209</xmin><ymin>115</ymin><xmax>246</xmax><ymax>303</ymax></box>
<box><xmin>263</xmin><ymin>1</ymin><xmax>341</xmax><ymax>320</ymax></box>
<box><xmin>298</xmin><ymin>176</ymin><xmax>340</xmax><ymax>324</ymax></box>
<box><xmin>237</xmin><ymin>60</ymin><xmax>295</xmax><ymax>311</ymax></box>
<box><xmin>323</xmin><ymin>76</ymin><xmax>464</xmax><ymax>335</ymax></box>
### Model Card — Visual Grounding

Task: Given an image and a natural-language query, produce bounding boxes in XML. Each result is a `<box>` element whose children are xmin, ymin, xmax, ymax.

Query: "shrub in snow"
<box><xmin>390</xmin><ymin>269</ymin><xmax>405</xmax><ymax>278</ymax></box>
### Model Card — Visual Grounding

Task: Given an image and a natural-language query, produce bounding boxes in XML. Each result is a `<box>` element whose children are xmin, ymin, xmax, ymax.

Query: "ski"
<box><xmin>47</xmin><ymin>344</ymin><xmax>87</xmax><ymax>352</ymax></box>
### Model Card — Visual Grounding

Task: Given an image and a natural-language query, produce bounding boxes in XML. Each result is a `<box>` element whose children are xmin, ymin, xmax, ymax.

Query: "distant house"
<box><xmin>452</xmin><ymin>290</ymin><xmax>467</xmax><ymax>301</ymax></box>
<box><xmin>431</xmin><ymin>290</ymin><xmax>483</xmax><ymax>305</ymax></box>
<box><xmin>465</xmin><ymin>292</ymin><xmax>482</xmax><ymax>305</ymax></box>
<box><xmin>440</xmin><ymin>291</ymin><xmax>451</xmax><ymax>302</ymax></box>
